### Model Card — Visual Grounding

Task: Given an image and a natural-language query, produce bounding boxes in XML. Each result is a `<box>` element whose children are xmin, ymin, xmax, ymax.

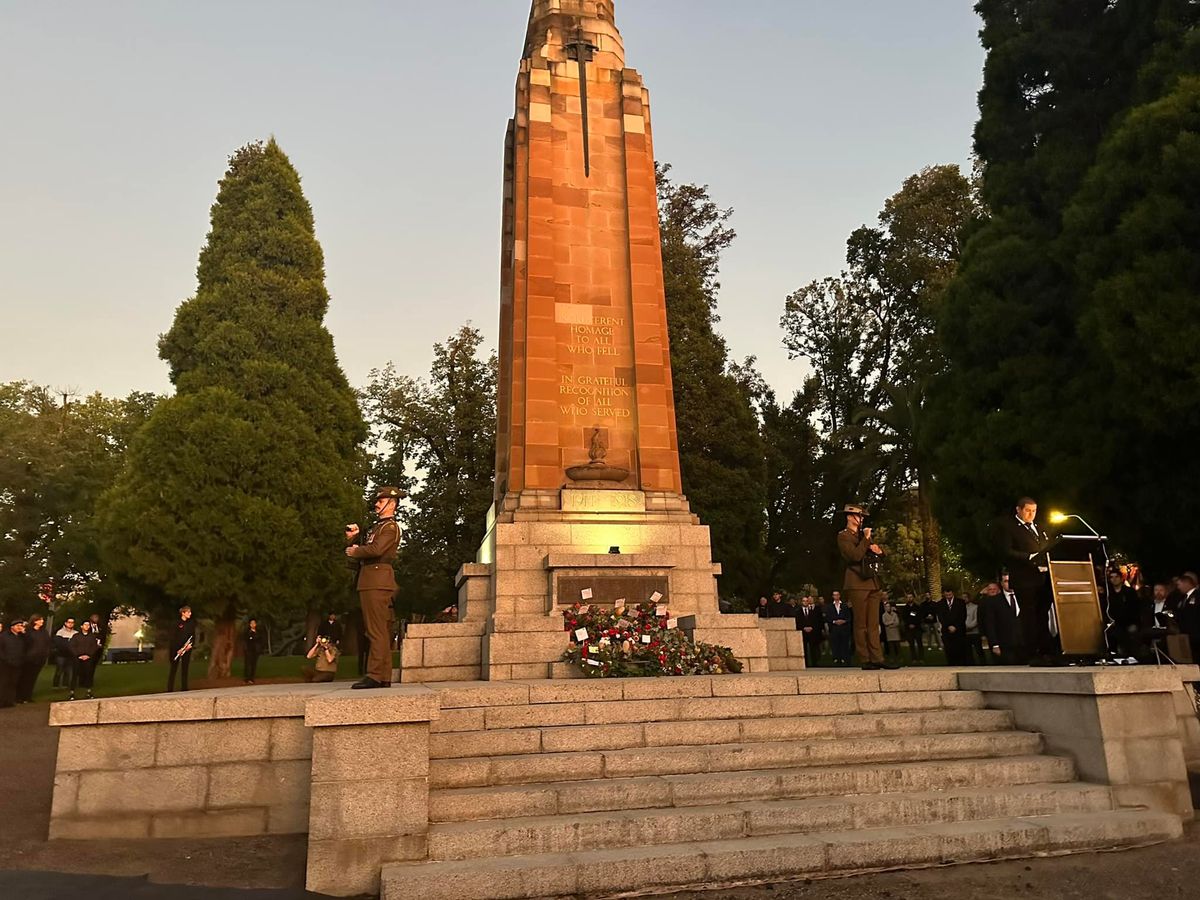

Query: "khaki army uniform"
<box><xmin>347</xmin><ymin>517</ymin><xmax>400</xmax><ymax>684</ymax></box>
<box><xmin>838</xmin><ymin>526</ymin><xmax>885</xmax><ymax>666</ymax></box>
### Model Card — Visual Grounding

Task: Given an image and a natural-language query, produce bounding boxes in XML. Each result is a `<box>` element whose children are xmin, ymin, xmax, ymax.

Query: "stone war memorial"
<box><xmin>397</xmin><ymin>0</ymin><xmax>790</xmax><ymax>683</ymax></box>
<box><xmin>43</xmin><ymin>2</ymin><xmax>1199</xmax><ymax>899</ymax></box>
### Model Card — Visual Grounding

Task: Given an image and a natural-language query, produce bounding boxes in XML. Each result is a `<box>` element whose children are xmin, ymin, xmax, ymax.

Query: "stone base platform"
<box><xmin>46</xmin><ymin>667</ymin><xmax>1199</xmax><ymax>898</ymax></box>
<box><xmin>401</xmin><ymin>489</ymin><xmax>806</xmax><ymax>683</ymax></box>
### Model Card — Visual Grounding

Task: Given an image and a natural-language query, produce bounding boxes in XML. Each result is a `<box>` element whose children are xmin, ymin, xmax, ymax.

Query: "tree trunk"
<box><xmin>917</xmin><ymin>470</ymin><xmax>943</xmax><ymax>600</ymax></box>
<box><xmin>207</xmin><ymin>602</ymin><xmax>238</xmax><ymax>680</ymax></box>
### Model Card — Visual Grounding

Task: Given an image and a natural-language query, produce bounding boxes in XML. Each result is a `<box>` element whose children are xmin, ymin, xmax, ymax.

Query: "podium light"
<box><xmin>1048</xmin><ymin>511</ymin><xmax>1101</xmax><ymax>537</ymax></box>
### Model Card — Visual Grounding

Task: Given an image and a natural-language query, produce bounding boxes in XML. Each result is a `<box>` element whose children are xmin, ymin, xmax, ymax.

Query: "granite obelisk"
<box><xmin>400</xmin><ymin>0</ymin><xmax>792</xmax><ymax>681</ymax></box>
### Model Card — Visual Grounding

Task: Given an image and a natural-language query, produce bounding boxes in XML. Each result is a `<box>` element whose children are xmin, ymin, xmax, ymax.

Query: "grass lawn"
<box><xmin>28</xmin><ymin>654</ymin><xmax>377</xmax><ymax>703</ymax></box>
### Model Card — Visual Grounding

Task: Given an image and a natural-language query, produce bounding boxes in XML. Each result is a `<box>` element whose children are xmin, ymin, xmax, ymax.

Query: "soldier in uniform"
<box><xmin>837</xmin><ymin>504</ymin><xmax>899</xmax><ymax>671</ymax></box>
<box><xmin>345</xmin><ymin>487</ymin><xmax>405</xmax><ymax>690</ymax></box>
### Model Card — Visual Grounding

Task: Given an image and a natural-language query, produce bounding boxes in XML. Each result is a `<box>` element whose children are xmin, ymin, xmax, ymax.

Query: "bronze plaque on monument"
<box><xmin>557</xmin><ymin>576</ymin><xmax>669</xmax><ymax>609</ymax></box>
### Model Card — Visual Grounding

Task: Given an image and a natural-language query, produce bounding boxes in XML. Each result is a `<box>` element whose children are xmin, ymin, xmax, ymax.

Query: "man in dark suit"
<box><xmin>994</xmin><ymin>497</ymin><xmax>1057</xmax><ymax>664</ymax></box>
<box><xmin>901</xmin><ymin>598</ymin><xmax>924</xmax><ymax>661</ymax></box>
<box><xmin>1176</xmin><ymin>572</ymin><xmax>1200</xmax><ymax>664</ymax></box>
<box><xmin>824</xmin><ymin>592</ymin><xmax>853</xmax><ymax>666</ymax></box>
<box><xmin>795</xmin><ymin>596</ymin><xmax>825</xmax><ymax>667</ymax></box>
<box><xmin>937</xmin><ymin>589</ymin><xmax>969</xmax><ymax>665</ymax></box>
<box><xmin>983</xmin><ymin>575</ymin><xmax>1026</xmax><ymax>665</ymax></box>
<box><xmin>1105</xmin><ymin>569</ymin><xmax>1141</xmax><ymax>657</ymax></box>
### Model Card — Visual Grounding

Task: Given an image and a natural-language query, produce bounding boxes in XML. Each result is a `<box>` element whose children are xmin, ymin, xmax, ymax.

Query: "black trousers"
<box><xmin>829</xmin><ymin>631</ymin><xmax>853</xmax><ymax>664</ymax></box>
<box><xmin>168</xmin><ymin>653</ymin><xmax>191</xmax><ymax>691</ymax></box>
<box><xmin>906</xmin><ymin>634</ymin><xmax>924</xmax><ymax>660</ymax></box>
<box><xmin>17</xmin><ymin>660</ymin><xmax>46</xmax><ymax>703</ymax></box>
<box><xmin>1018</xmin><ymin>585</ymin><xmax>1057</xmax><ymax>660</ymax></box>
<box><xmin>994</xmin><ymin>645</ymin><xmax>1026</xmax><ymax>666</ymax></box>
<box><xmin>244</xmin><ymin>651</ymin><xmax>259</xmax><ymax>682</ymax></box>
<box><xmin>944</xmin><ymin>634</ymin><xmax>970</xmax><ymax>666</ymax></box>
<box><xmin>70</xmin><ymin>659</ymin><xmax>94</xmax><ymax>691</ymax></box>
<box><xmin>0</xmin><ymin>662</ymin><xmax>18</xmax><ymax>708</ymax></box>
<box><xmin>966</xmin><ymin>634</ymin><xmax>987</xmax><ymax>665</ymax></box>
<box><xmin>53</xmin><ymin>655</ymin><xmax>72</xmax><ymax>687</ymax></box>
<box><xmin>801</xmin><ymin>635</ymin><xmax>822</xmax><ymax>667</ymax></box>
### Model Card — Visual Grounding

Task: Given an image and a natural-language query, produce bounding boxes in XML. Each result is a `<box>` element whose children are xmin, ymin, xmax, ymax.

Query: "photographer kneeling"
<box><xmin>302</xmin><ymin>635</ymin><xmax>340</xmax><ymax>683</ymax></box>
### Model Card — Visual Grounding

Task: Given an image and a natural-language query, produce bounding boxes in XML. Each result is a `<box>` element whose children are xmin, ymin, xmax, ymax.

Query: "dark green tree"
<box><xmin>657</xmin><ymin>164</ymin><xmax>769</xmax><ymax>600</ymax></box>
<box><xmin>0</xmin><ymin>384</ymin><xmax>157</xmax><ymax>622</ymax></box>
<box><xmin>362</xmin><ymin>325</ymin><xmax>497</xmax><ymax>618</ymax></box>
<box><xmin>98</xmin><ymin>140</ymin><xmax>366</xmax><ymax>676</ymax></box>
<box><xmin>782</xmin><ymin>166</ymin><xmax>978</xmax><ymax>594</ymax></box>
<box><xmin>755</xmin><ymin>379</ymin><xmax>842</xmax><ymax>595</ymax></box>
<box><xmin>932</xmin><ymin>0</ymin><xmax>1200</xmax><ymax>572</ymax></box>
<box><xmin>1061</xmin><ymin>69</ymin><xmax>1200</xmax><ymax>571</ymax></box>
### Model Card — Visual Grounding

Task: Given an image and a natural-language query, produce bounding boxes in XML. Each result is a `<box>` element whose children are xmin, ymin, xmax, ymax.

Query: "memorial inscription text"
<box><xmin>559</xmin><ymin>314</ymin><xmax>632</xmax><ymax>420</ymax></box>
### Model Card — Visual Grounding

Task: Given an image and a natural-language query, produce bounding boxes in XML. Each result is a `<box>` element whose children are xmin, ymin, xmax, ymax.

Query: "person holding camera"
<box><xmin>838</xmin><ymin>504</ymin><xmax>899</xmax><ymax>671</ymax></box>
<box><xmin>302</xmin><ymin>635</ymin><xmax>340</xmax><ymax>683</ymax></box>
<box><xmin>345</xmin><ymin>486</ymin><xmax>404</xmax><ymax>690</ymax></box>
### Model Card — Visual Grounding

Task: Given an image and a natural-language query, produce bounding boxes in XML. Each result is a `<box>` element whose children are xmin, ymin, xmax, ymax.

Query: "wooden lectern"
<box><xmin>1047</xmin><ymin>536</ymin><xmax>1108</xmax><ymax>656</ymax></box>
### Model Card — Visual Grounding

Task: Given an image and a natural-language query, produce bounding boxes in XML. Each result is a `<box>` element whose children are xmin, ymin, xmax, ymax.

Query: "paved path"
<box><xmin>0</xmin><ymin>871</ymin><xmax>321</xmax><ymax>900</ymax></box>
<box><xmin>4</xmin><ymin>695</ymin><xmax>1199</xmax><ymax>900</ymax></box>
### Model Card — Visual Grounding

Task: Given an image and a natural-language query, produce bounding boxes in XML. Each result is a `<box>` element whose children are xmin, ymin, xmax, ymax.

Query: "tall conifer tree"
<box><xmin>99</xmin><ymin>140</ymin><xmax>365</xmax><ymax>675</ymax></box>
<box><xmin>930</xmin><ymin>1</ymin><xmax>1196</xmax><ymax>569</ymax></box>
<box><xmin>656</xmin><ymin>165</ymin><xmax>769</xmax><ymax>600</ymax></box>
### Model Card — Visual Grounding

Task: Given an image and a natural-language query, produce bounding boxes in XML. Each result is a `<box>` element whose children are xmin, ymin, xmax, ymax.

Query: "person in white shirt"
<box><xmin>52</xmin><ymin>618</ymin><xmax>78</xmax><ymax>689</ymax></box>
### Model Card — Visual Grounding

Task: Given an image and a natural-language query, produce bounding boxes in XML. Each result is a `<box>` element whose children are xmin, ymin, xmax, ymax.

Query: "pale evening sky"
<box><xmin>0</xmin><ymin>1</ymin><xmax>984</xmax><ymax>402</ymax></box>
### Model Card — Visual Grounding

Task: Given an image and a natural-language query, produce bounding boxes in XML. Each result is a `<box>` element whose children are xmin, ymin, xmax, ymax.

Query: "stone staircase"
<box><xmin>381</xmin><ymin>671</ymin><xmax>1183</xmax><ymax>900</ymax></box>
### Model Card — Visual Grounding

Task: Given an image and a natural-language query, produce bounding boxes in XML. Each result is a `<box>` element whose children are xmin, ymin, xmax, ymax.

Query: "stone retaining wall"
<box><xmin>48</xmin><ymin>684</ymin><xmax>337</xmax><ymax>840</ymax></box>
<box><xmin>959</xmin><ymin>666</ymin><xmax>1200</xmax><ymax>820</ymax></box>
<box><xmin>46</xmin><ymin>667</ymin><xmax>1199</xmax><ymax>895</ymax></box>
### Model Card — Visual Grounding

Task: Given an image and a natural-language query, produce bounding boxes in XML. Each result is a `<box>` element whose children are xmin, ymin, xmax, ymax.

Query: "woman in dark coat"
<box><xmin>17</xmin><ymin>614</ymin><xmax>52</xmax><ymax>703</ymax></box>
<box><xmin>68</xmin><ymin>621</ymin><xmax>101</xmax><ymax>700</ymax></box>
<box><xmin>243</xmin><ymin>618</ymin><xmax>263</xmax><ymax>684</ymax></box>
<box><xmin>0</xmin><ymin>620</ymin><xmax>25</xmax><ymax>708</ymax></box>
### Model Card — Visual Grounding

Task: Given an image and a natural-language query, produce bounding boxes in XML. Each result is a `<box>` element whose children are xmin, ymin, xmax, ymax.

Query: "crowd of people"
<box><xmin>758</xmin><ymin>571</ymin><xmax>1200</xmax><ymax>669</ymax></box>
<box><xmin>0</xmin><ymin>613</ymin><xmax>107</xmax><ymax>705</ymax></box>
<box><xmin>1110</xmin><ymin>571</ymin><xmax>1200</xmax><ymax>663</ymax></box>
<box><xmin>760</xmin><ymin>588</ymin><xmax>984</xmax><ymax>667</ymax></box>
<box><xmin>0</xmin><ymin>603</ymin><xmax>371</xmax><ymax>705</ymax></box>
<box><xmin>5</xmin><ymin>493</ymin><xmax>1195</xmax><ymax>705</ymax></box>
